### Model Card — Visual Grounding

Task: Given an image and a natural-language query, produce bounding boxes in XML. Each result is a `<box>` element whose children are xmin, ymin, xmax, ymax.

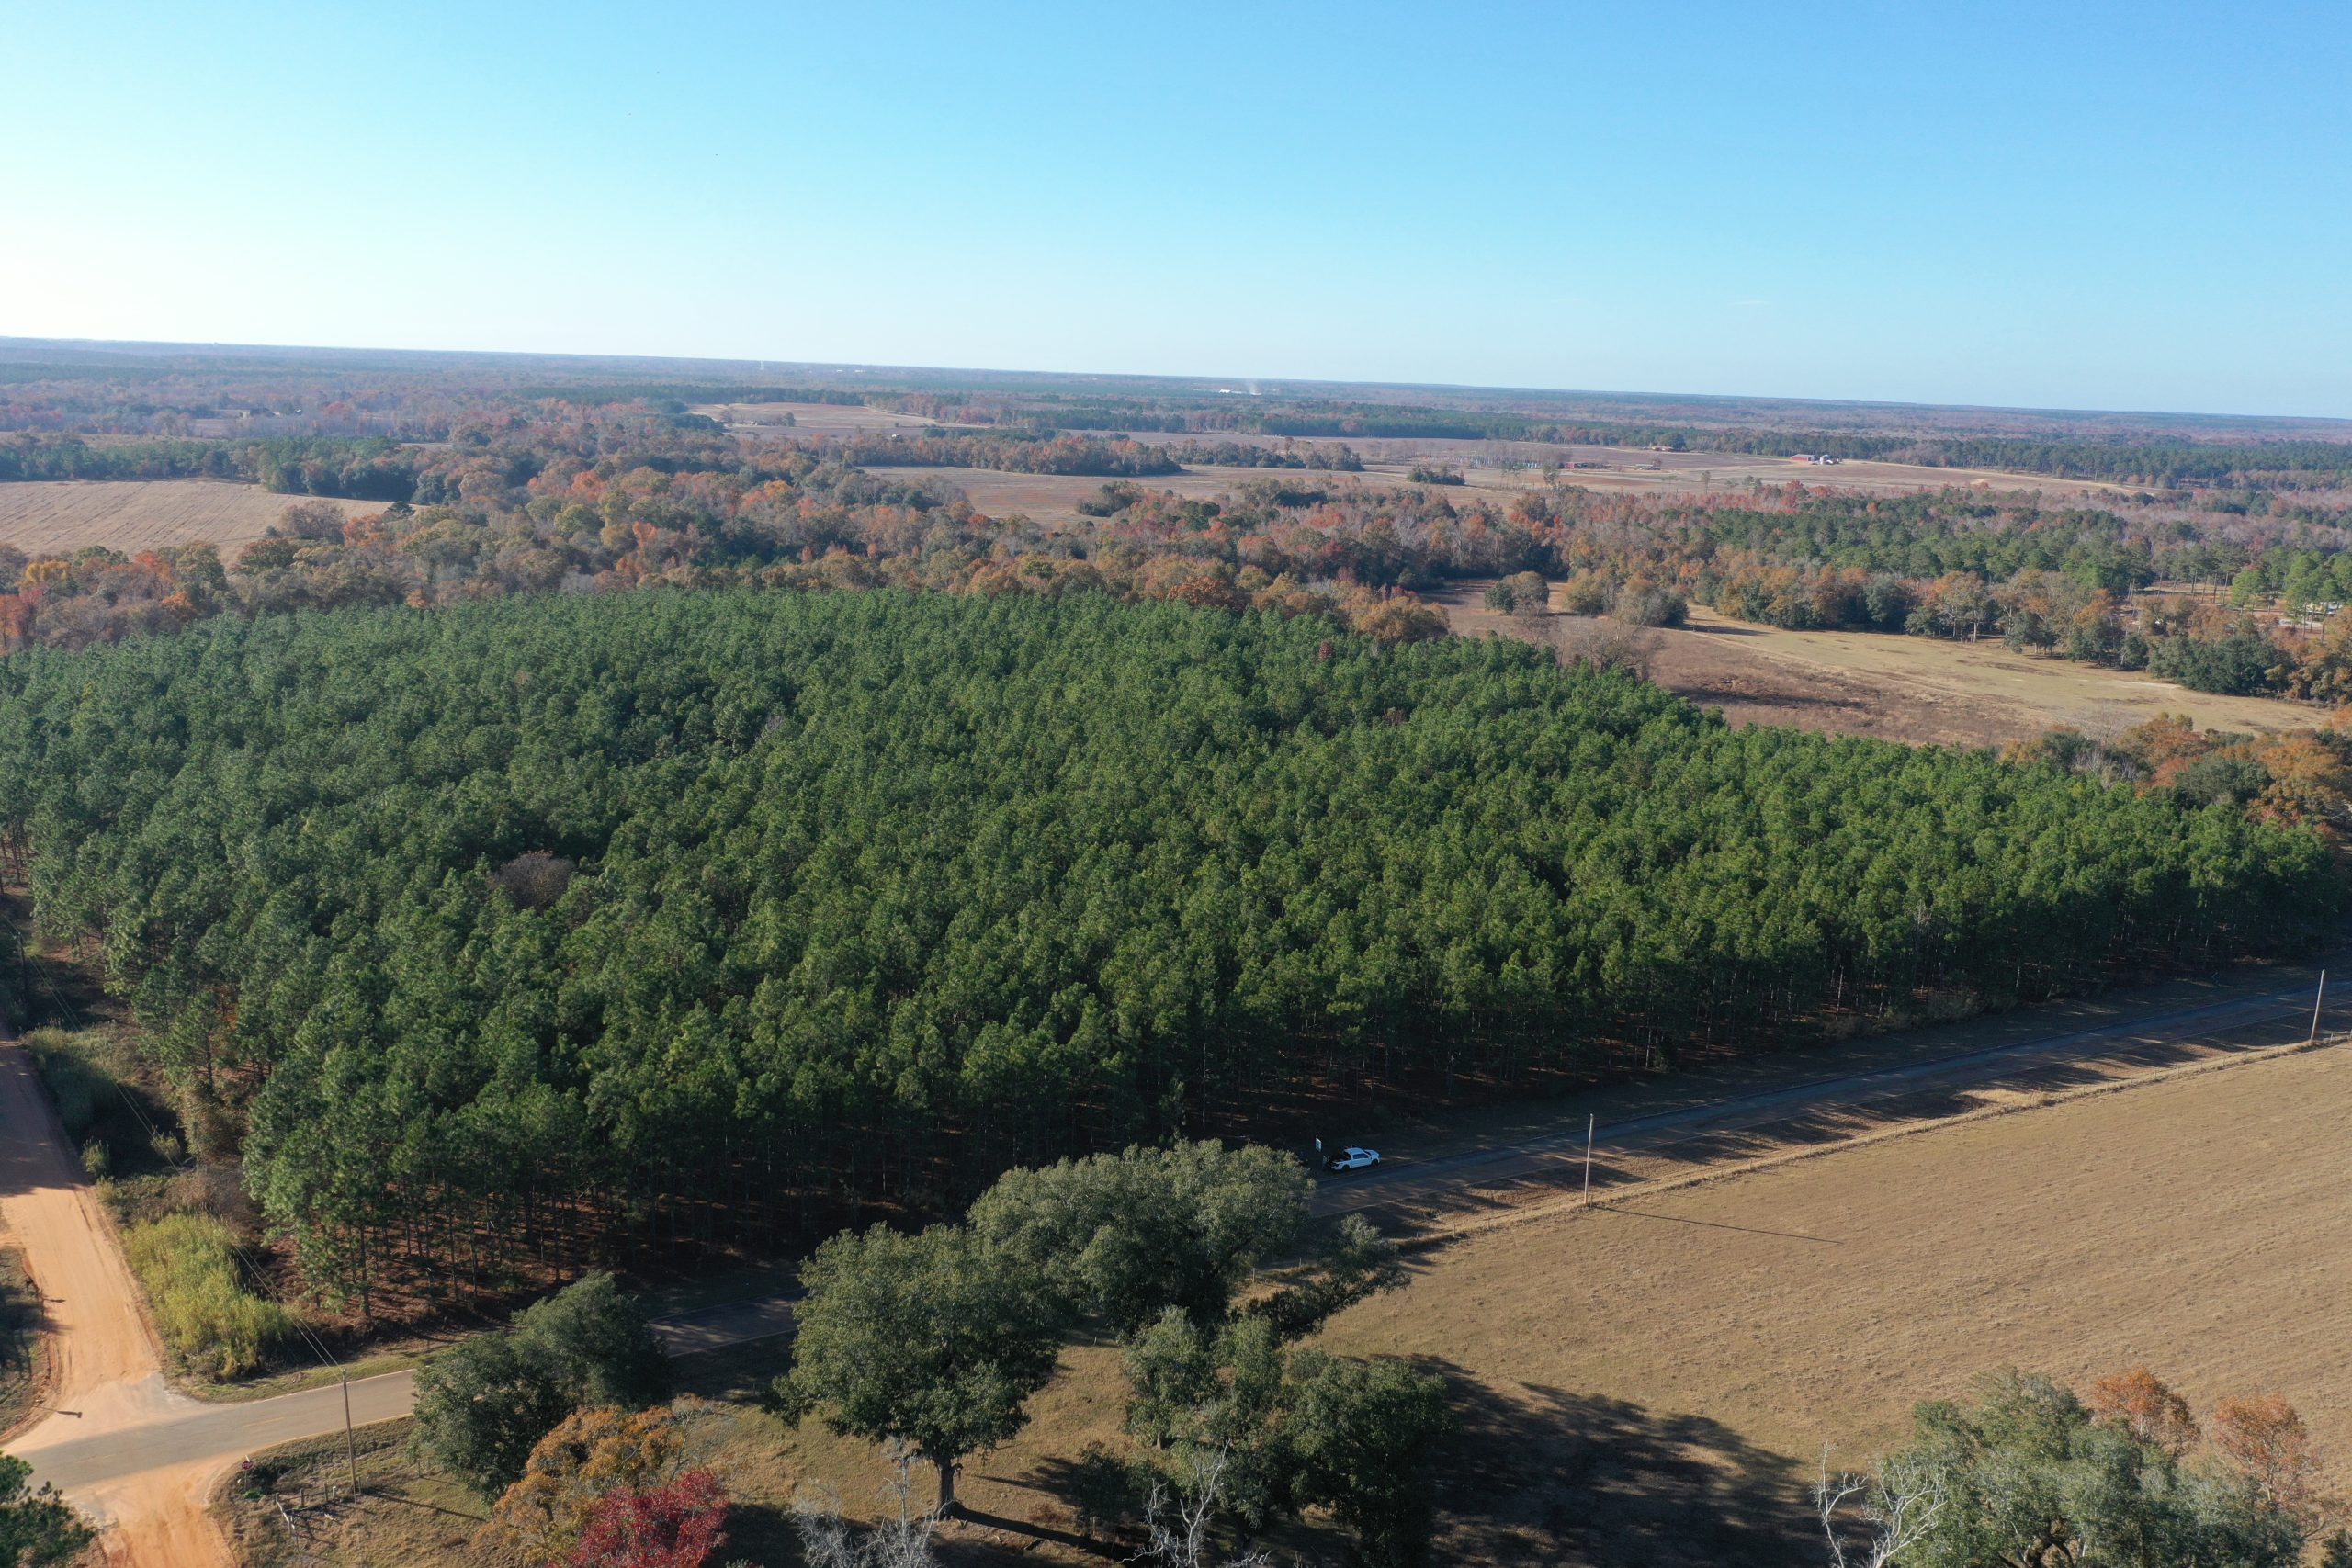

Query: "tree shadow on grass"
<box><xmin>1428</xmin><ymin>1361</ymin><xmax>1814</xmax><ymax>1567</ymax></box>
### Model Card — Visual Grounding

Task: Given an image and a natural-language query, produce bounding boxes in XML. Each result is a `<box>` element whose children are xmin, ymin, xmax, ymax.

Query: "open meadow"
<box><xmin>0</xmin><ymin>480</ymin><xmax>377</xmax><ymax>558</ymax></box>
<box><xmin>1435</xmin><ymin>585</ymin><xmax>2329</xmax><ymax>747</ymax></box>
<box><xmin>693</xmin><ymin>400</ymin><xmax>976</xmax><ymax>436</ymax></box>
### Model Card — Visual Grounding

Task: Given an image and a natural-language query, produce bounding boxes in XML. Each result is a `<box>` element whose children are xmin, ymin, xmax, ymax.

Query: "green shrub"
<box><xmin>23</xmin><ymin>1028</ymin><xmax>109</xmax><ymax>1143</ymax></box>
<box><xmin>122</xmin><ymin>1213</ymin><xmax>294</xmax><ymax>1379</ymax></box>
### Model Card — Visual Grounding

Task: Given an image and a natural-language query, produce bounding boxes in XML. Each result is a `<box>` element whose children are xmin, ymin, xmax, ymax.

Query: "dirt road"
<box><xmin>0</xmin><ymin>1026</ymin><xmax>232</xmax><ymax>1566</ymax></box>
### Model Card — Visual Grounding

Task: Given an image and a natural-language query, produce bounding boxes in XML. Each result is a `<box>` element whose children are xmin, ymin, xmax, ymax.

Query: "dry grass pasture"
<box><xmin>694</xmin><ymin>400</ymin><xmax>975</xmax><ymax>438</ymax></box>
<box><xmin>1322</xmin><ymin>1042</ymin><xmax>2352</xmax><ymax>1565</ymax></box>
<box><xmin>0</xmin><ymin>480</ymin><xmax>378</xmax><ymax>559</ymax></box>
<box><xmin>1436</xmin><ymin>585</ymin><xmax>2327</xmax><ymax>748</ymax></box>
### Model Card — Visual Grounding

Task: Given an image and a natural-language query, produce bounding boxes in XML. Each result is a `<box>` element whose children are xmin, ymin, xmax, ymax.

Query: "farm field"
<box><xmin>0</xmin><ymin>480</ymin><xmax>377</xmax><ymax>558</ymax></box>
<box><xmin>1434</xmin><ymin>584</ymin><xmax>2329</xmax><ymax>747</ymax></box>
<box><xmin>1321</xmin><ymin>1041</ymin><xmax>2352</xmax><ymax>1565</ymax></box>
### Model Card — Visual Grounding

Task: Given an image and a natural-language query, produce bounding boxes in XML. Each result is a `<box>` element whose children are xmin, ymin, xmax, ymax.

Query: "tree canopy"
<box><xmin>0</xmin><ymin>590</ymin><xmax>2334</xmax><ymax>1300</ymax></box>
<box><xmin>779</xmin><ymin>1222</ymin><xmax>1062</xmax><ymax>1512</ymax></box>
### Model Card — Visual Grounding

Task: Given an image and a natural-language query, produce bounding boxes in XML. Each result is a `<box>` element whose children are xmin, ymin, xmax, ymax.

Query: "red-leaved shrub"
<box><xmin>569</xmin><ymin>1470</ymin><xmax>729</xmax><ymax>1568</ymax></box>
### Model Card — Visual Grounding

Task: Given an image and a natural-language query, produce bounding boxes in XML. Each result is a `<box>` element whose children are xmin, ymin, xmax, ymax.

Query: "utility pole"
<box><xmin>341</xmin><ymin>1369</ymin><xmax>360</xmax><ymax>1495</ymax></box>
<box><xmin>1582</xmin><ymin>1113</ymin><xmax>1596</xmax><ymax>1206</ymax></box>
<box><xmin>2311</xmin><ymin>970</ymin><xmax>2328</xmax><ymax>1044</ymax></box>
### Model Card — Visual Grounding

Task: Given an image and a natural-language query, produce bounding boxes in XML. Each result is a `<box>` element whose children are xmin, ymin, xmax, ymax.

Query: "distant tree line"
<box><xmin>0</xmin><ymin>433</ymin><xmax>417</xmax><ymax>497</ymax></box>
<box><xmin>11</xmin><ymin>406</ymin><xmax>2352</xmax><ymax>705</ymax></box>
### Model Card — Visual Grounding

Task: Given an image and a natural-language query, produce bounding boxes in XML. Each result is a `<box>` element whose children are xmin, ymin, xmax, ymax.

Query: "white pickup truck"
<box><xmin>1324</xmin><ymin>1145</ymin><xmax>1381</xmax><ymax>1173</ymax></box>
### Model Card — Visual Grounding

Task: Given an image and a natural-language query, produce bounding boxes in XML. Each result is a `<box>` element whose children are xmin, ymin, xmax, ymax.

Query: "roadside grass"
<box><xmin>20</xmin><ymin>1022</ymin><xmax>184</xmax><ymax>1182</ymax></box>
<box><xmin>123</xmin><ymin>1213</ymin><xmax>295</xmax><ymax>1380</ymax></box>
<box><xmin>216</xmin><ymin>1419</ymin><xmax>488</xmax><ymax>1568</ymax></box>
<box><xmin>178</xmin><ymin>1347</ymin><xmax>436</xmax><ymax>1407</ymax></box>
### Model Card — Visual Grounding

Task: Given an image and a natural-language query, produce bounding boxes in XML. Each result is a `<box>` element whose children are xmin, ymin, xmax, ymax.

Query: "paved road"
<box><xmin>4</xmin><ymin>959</ymin><xmax>2340</xmax><ymax>1562</ymax></box>
<box><xmin>1312</xmin><ymin>977</ymin><xmax>2335</xmax><ymax>1218</ymax></box>
<box><xmin>19</xmin><ymin>1297</ymin><xmax>807</xmax><ymax>1494</ymax></box>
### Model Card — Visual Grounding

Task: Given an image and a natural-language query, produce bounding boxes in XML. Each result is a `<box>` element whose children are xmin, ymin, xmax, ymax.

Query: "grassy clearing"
<box><xmin>220</xmin><ymin>1334</ymin><xmax>1373</xmax><ymax>1566</ymax></box>
<box><xmin>1434</xmin><ymin>587</ymin><xmax>2328</xmax><ymax>748</ymax></box>
<box><xmin>217</xmin><ymin>1419</ymin><xmax>485</xmax><ymax>1568</ymax></box>
<box><xmin>123</xmin><ymin>1212</ymin><xmax>296</xmax><ymax>1379</ymax></box>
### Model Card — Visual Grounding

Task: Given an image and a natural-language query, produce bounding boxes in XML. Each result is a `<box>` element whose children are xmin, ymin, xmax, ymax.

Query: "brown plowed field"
<box><xmin>1321</xmin><ymin>1041</ymin><xmax>2352</xmax><ymax>1565</ymax></box>
<box><xmin>0</xmin><ymin>481</ymin><xmax>377</xmax><ymax>559</ymax></box>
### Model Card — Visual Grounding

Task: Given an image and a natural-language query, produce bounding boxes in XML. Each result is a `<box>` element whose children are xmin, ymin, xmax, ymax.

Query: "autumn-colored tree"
<box><xmin>1351</xmin><ymin>597</ymin><xmax>1447</xmax><ymax>647</ymax></box>
<box><xmin>2086</xmin><ymin>1366</ymin><xmax>2198</xmax><ymax>1457</ymax></box>
<box><xmin>2284</xmin><ymin>614</ymin><xmax>2352</xmax><ymax>705</ymax></box>
<box><xmin>481</xmin><ymin>1405</ymin><xmax>681</xmax><ymax>1565</ymax></box>
<box><xmin>2211</xmin><ymin>1395</ymin><xmax>2324</xmax><ymax>1528</ymax></box>
<box><xmin>1916</xmin><ymin>571</ymin><xmax>1992</xmax><ymax>640</ymax></box>
<box><xmin>570</xmin><ymin>1469</ymin><xmax>729</xmax><ymax>1568</ymax></box>
<box><xmin>2251</xmin><ymin>731</ymin><xmax>2352</xmax><ymax>830</ymax></box>
<box><xmin>2118</xmin><ymin>712</ymin><xmax>2211</xmax><ymax>780</ymax></box>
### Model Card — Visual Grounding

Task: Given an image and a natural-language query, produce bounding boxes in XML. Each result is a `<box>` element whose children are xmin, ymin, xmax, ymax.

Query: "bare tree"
<box><xmin>794</xmin><ymin>1447</ymin><xmax>941</xmax><ymax>1568</ymax></box>
<box><xmin>1815</xmin><ymin>1446</ymin><xmax>1946</xmax><ymax>1568</ymax></box>
<box><xmin>1547</xmin><ymin>617</ymin><xmax>1661</xmax><ymax>682</ymax></box>
<box><xmin>1134</xmin><ymin>1440</ymin><xmax>1271</xmax><ymax>1568</ymax></box>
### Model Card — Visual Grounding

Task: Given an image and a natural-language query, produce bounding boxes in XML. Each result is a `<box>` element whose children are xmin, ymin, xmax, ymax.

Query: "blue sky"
<box><xmin>6</xmin><ymin>1</ymin><xmax>2348</xmax><ymax>416</ymax></box>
